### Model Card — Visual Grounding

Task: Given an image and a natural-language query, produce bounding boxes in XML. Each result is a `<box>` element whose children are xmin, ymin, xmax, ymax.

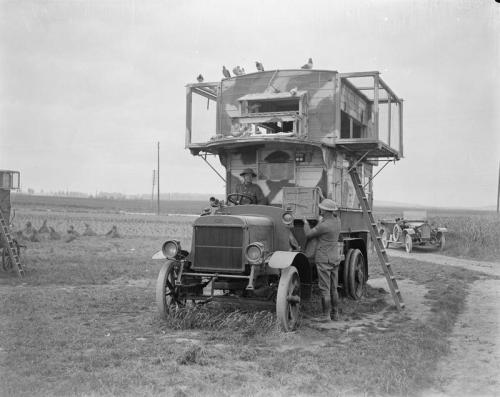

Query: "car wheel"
<box><xmin>405</xmin><ymin>234</ymin><xmax>413</xmax><ymax>253</ymax></box>
<box><xmin>380</xmin><ymin>230</ymin><xmax>389</xmax><ymax>249</ymax></box>
<box><xmin>393</xmin><ymin>224</ymin><xmax>402</xmax><ymax>242</ymax></box>
<box><xmin>347</xmin><ymin>249</ymin><xmax>366</xmax><ymax>300</ymax></box>
<box><xmin>342</xmin><ymin>249</ymin><xmax>354</xmax><ymax>297</ymax></box>
<box><xmin>438</xmin><ymin>234</ymin><xmax>446</xmax><ymax>251</ymax></box>
<box><xmin>2</xmin><ymin>250</ymin><xmax>10</xmax><ymax>272</ymax></box>
<box><xmin>156</xmin><ymin>260</ymin><xmax>185</xmax><ymax>318</ymax></box>
<box><xmin>276</xmin><ymin>266</ymin><xmax>301</xmax><ymax>332</ymax></box>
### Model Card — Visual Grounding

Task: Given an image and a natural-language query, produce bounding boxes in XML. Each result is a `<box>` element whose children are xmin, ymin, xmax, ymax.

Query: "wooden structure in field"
<box><xmin>186</xmin><ymin>69</ymin><xmax>403</xmax><ymax>218</ymax></box>
<box><xmin>0</xmin><ymin>170</ymin><xmax>24</xmax><ymax>277</ymax></box>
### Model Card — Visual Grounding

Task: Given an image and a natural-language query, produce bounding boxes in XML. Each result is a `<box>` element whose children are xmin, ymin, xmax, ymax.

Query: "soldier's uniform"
<box><xmin>304</xmin><ymin>199</ymin><xmax>342</xmax><ymax>322</ymax></box>
<box><xmin>235</xmin><ymin>168</ymin><xmax>267</xmax><ymax>205</ymax></box>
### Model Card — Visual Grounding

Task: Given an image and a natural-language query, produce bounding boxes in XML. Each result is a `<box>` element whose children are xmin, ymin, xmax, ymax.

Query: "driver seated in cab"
<box><xmin>234</xmin><ymin>168</ymin><xmax>267</xmax><ymax>205</ymax></box>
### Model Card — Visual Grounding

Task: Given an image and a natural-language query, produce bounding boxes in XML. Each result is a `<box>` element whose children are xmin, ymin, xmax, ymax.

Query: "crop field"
<box><xmin>0</xmin><ymin>196</ymin><xmax>497</xmax><ymax>396</ymax></box>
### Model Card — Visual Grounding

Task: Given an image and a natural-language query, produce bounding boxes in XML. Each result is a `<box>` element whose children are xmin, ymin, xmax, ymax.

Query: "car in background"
<box><xmin>378</xmin><ymin>210</ymin><xmax>447</xmax><ymax>253</ymax></box>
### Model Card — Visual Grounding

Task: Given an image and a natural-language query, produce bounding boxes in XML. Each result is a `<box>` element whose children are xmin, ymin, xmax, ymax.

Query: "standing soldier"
<box><xmin>303</xmin><ymin>199</ymin><xmax>342</xmax><ymax>322</ymax></box>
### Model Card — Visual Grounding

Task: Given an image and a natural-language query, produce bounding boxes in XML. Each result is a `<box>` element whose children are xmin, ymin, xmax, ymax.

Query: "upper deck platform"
<box><xmin>186</xmin><ymin>69</ymin><xmax>403</xmax><ymax>160</ymax></box>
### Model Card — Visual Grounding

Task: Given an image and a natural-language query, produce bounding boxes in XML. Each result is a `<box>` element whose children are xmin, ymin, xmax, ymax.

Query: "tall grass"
<box><xmin>431</xmin><ymin>214</ymin><xmax>500</xmax><ymax>261</ymax></box>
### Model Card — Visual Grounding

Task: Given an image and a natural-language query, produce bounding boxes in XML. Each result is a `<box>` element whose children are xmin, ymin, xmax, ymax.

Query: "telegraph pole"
<box><xmin>151</xmin><ymin>169</ymin><xmax>156</xmax><ymax>211</ymax></box>
<box><xmin>497</xmin><ymin>160</ymin><xmax>499</xmax><ymax>214</ymax></box>
<box><xmin>157</xmin><ymin>141</ymin><xmax>160</xmax><ymax>215</ymax></box>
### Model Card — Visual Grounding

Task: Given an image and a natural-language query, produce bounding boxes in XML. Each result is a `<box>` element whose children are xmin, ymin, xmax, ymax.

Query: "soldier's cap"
<box><xmin>318</xmin><ymin>199</ymin><xmax>338</xmax><ymax>212</ymax></box>
<box><xmin>240</xmin><ymin>168</ymin><xmax>257</xmax><ymax>177</ymax></box>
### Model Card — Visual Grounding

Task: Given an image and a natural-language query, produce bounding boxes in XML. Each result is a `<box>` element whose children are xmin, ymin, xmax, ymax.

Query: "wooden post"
<box><xmin>186</xmin><ymin>88</ymin><xmax>192</xmax><ymax>148</ymax></box>
<box><xmin>374</xmin><ymin>73</ymin><xmax>379</xmax><ymax>140</ymax></box>
<box><xmin>387</xmin><ymin>97</ymin><xmax>391</xmax><ymax>146</ymax></box>
<box><xmin>157</xmin><ymin>142</ymin><xmax>160</xmax><ymax>215</ymax></box>
<box><xmin>399</xmin><ymin>100</ymin><xmax>404</xmax><ymax>157</ymax></box>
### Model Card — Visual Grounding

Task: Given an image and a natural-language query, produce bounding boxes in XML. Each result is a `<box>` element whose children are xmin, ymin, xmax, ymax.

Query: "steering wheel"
<box><xmin>227</xmin><ymin>193</ymin><xmax>255</xmax><ymax>205</ymax></box>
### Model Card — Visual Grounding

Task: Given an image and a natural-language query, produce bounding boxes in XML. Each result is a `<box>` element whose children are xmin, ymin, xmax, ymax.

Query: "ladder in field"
<box><xmin>0</xmin><ymin>211</ymin><xmax>24</xmax><ymax>277</ymax></box>
<box><xmin>348</xmin><ymin>166</ymin><xmax>404</xmax><ymax>310</ymax></box>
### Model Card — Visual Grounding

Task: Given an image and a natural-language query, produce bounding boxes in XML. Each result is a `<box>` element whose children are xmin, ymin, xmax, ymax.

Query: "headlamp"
<box><xmin>162</xmin><ymin>240</ymin><xmax>180</xmax><ymax>259</ymax></box>
<box><xmin>245</xmin><ymin>242</ymin><xmax>265</xmax><ymax>264</ymax></box>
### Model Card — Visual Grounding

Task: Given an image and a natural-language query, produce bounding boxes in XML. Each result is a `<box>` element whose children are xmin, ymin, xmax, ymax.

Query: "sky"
<box><xmin>0</xmin><ymin>0</ymin><xmax>499</xmax><ymax>208</ymax></box>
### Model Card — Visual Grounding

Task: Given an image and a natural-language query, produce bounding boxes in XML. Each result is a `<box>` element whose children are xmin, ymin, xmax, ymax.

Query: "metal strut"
<box><xmin>197</xmin><ymin>153</ymin><xmax>226</xmax><ymax>183</ymax></box>
<box><xmin>363</xmin><ymin>159</ymin><xmax>393</xmax><ymax>190</ymax></box>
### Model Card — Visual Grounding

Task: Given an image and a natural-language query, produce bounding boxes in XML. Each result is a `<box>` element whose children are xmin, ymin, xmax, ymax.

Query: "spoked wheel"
<box><xmin>380</xmin><ymin>230</ymin><xmax>389</xmax><ymax>249</ymax></box>
<box><xmin>438</xmin><ymin>234</ymin><xmax>446</xmax><ymax>251</ymax></box>
<box><xmin>405</xmin><ymin>234</ymin><xmax>413</xmax><ymax>253</ymax></box>
<box><xmin>276</xmin><ymin>266</ymin><xmax>301</xmax><ymax>331</ymax></box>
<box><xmin>156</xmin><ymin>260</ymin><xmax>186</xmax><ymax>318</ymax></box>
<box><xmin>347</xmin><ymin>249</ymin><xmax>366</xmax><ymax>300</ymax></box>
<box><xmin>1</xmin><ymin>249</ymin><xmax>13</xmax><ymax>272</ymax></box>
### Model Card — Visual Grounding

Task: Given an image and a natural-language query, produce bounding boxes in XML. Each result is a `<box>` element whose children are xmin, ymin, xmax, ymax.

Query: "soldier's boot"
<box><xmin>331</xmin><ymin>290</ymin><xmax>340</xmax><ymax>321</ymax></box>
<box><xmin>318</xmin><ymin>296</ymin><xmax>332</xmax><ymax>323</ymax></box>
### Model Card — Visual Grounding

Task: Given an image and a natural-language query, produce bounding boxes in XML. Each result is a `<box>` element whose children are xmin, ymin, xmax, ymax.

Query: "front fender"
<box><xmin>437</xmin><ymin>227</ymin><xmax>447</xmax><ymax>233</ymax></box>
<box><xmin>268</xmin><ymin>251</ymin><xmax>305</xmax><ymax>269</ymax></box>
<box><xmin>268</xmin><ymin>251</ymin><xmax>312</xmax><ymax>300</ymax></box>
<box><xmin>404</xmin><ymin>228</ymin><xmax>416</xmax><ymax>236</ymax></box>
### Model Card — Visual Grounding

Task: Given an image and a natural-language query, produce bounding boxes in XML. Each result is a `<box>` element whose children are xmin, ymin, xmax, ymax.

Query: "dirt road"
<box><xmin>388</xmin><ymin>248</ymin><xmax>500</xmax><ymax>396</ymax></box>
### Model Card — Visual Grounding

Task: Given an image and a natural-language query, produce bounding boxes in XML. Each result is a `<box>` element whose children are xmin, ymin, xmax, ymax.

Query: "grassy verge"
<box><xmin>1</xmin><ymin>249</ymin><xmax>481</xmax><ymax>396</ymax></box>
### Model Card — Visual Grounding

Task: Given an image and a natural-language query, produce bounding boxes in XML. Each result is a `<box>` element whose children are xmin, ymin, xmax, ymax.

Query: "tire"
<box><xmin>276</xmin><ymin>266</ymin><xmax>301</xmax><ymax>332</ymax></box>
<box><xmin>381</xmin><ymin>230</ymin><xmax>388</xmax><ymax>249</ymax></box>
<box><xmin>393</xmin><ymin>224</ymin><xmax>402</xmax><ymax>242</ymax></box>
<box><xmin>438</xmin><ymin>234</ymin><xmax>446</xmax><ymax>251</ymax></box>
<box><xmin>405</xmin><ymin>234</ymin><xmax>413</xmax><ymax>253</ymax></box>
<box><xmin>342</xmin><ymin>249</ymin><xmax>354</xmax><ymax>297</ymax></box>
<box><xmin>156</xmin><ymin>260</ymin><xmax>184</xmax><ymax>319</ymax></box>
<box><xmin>2</xmin><ymin>249</ymin><xmax>13</xmax><ymax>272</ymax></box>
<box><xmin>347</xmin><ymin>249</ymin><xmax>366</xmax><ymax>300</ymax></box>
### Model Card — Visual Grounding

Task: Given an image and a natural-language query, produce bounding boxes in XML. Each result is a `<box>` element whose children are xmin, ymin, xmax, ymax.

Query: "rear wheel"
<box><xmin>1</xmin><ymin>249</ymin><xmax>13</xmax><ymax>272</ymax></box>
<box><xmin>156</xmin><ymin>260</ymin><xmax>185</xmax><ymax>318</ymax></box>
<box><xmin>347</xmin><ymin>249</ymin><xmax>366</xmax><ymax>300</ymax></box>
<box><xmin>405</xmin><ymin>234</ymin><xmax>413</xmax><ymax>253</ymax></box>
<box><xmin>438</xmin><ymin>234</ymin><xmax>446</xmax><ymax>251</ymax></box>
<box><xmin>342</xmin><ymin>249</ymin><xmax>354</xmax><ymax>297</ymax></box>
<box><xmin>276</xmin><ymin>266</ymin><xmax>301</xmax><ymax>331</ymax></box>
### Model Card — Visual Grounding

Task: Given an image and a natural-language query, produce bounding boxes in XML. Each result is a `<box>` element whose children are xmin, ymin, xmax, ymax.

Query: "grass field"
<box><xmin>1</xmin><ymin>196</ymin><xmax>496</xmax><ymax>396</ymax></box>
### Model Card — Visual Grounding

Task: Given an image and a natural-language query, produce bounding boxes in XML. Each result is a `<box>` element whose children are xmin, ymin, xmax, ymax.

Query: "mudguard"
<box><xmin>268</xmin><ymin>250</ymin><xmax>312</xmax><ymax>300</ymax></box>
<box><xmin>437</xmin><ymin>227</ymin><xmax>447</xmax><ymax>233</ymax></box>
<box><xmin>268</xmin><ymin>251</ymin><xmax>303</xmax><ymax>269</ymax></box>
<box><xmin>404</xmin><ymin>228</ymin><xmax>416</xmax><ymax>235</ymax></box>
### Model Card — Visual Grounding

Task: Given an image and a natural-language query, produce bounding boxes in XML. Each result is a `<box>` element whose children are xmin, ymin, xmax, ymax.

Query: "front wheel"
<box><xmin>405</xmin><ymin>234</ymin><xmax>413</xmax><ymax>253</ymax></box>
<box><xmin>380</xmin><ymin>230</ymin><xmax>389</xmax><ymax>249</ymax></box>
<box><xmin>156</xmin><ymin>260</ymin><xmax>185</xmax><ymax>318</ymax></box>
<box><xmin>276</xmin><ymin>266</ymin><xmax>301</xmax><ymax>331</ymax></box>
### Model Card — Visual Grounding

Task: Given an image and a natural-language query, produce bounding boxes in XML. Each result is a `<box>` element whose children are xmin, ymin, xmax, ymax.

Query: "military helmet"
<box><xmin>318</xmin><ymin>198</ymin><xmax>338</xmax><ymax>212</ymax></box>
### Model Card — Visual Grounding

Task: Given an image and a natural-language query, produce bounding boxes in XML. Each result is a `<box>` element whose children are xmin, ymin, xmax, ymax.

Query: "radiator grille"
<box><xmin>419</xmin><ymin>224</ymin><xmax>431</xmax><ymax>239</ymax></box>
<box><xmin>193</xmin><ymin>226</ymin><xmax>244</xmax><ymax>271</ymax></box>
